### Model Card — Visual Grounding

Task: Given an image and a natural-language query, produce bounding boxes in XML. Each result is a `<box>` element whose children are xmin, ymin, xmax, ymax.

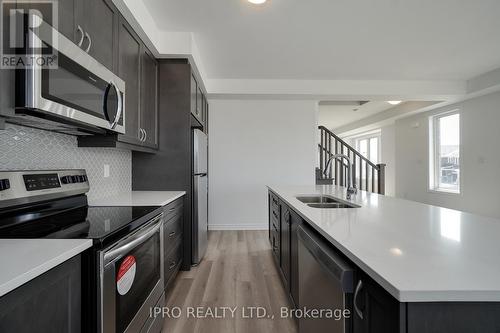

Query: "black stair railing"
<box><xmin>317</xmin><ymin>126</ymin><xmax>386</xmax><ymax>195</ymax></box>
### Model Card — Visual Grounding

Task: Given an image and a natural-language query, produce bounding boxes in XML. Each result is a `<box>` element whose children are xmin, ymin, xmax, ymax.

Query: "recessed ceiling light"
<box><xmin>390</xmin><ymin>247</ymin><xmax>403</xmax><ymax>256</ymax></box>
<box><xmin>387</xmin><ymin>101</ymin><xmax>402</xmax><ymax>105</ymax></box>
<box><xmin>248</xmin><ymin>0</ymin><xmax>267</xmax><ymax>4</ymax></box>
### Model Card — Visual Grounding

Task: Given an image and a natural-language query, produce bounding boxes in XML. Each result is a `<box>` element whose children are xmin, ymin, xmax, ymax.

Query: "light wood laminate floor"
<box><xmin>162</xmin><ymin>231</ymin><xmax>298</xmax><ymax>333</ymax></box>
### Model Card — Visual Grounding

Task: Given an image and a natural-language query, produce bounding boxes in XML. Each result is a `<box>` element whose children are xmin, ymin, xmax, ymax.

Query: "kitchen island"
<box><xmin>268</xmin><ymin>185</ymin><xmax>500</xmax><ymax>333</ymax></box>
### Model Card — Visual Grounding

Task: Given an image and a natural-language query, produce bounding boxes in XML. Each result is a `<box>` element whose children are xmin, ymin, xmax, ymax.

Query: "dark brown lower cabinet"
<box><xmin>0</xmin><ymin>255</ymin><xmax>82</xmax><ymax>333</ymax></box>
<box><xmin>163</xmin><ymin>198</ymin><xmax>184</xmax><ymax>290</ymax></box>
<box><xmin>280</xmin><ymin>204</ymin><xmax>291</xmax><ymax>289</ymax></box>
<box><xmin>289</xmin><ymin>208</ymin><xmax>301</xmax><ymax>307</ymax></box>
<box><xmin>270</xmin><ymin>191</ymin><xmax>299</xmax><ymax>307</ymax></box>
<box><xmin>353</xmin><ymin>273</ymin><xmax>404</xmax><ymax>333</ymax></box>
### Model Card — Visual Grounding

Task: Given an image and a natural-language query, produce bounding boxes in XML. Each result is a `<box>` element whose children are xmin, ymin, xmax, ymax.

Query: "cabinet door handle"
<box><xmin>76</xmin><ymin>25</ymin><xmax>84</xmax><ymax>47</ymax></box>
<box><xmin>354</xmin><ymin>280</ymin><xmax>364</xmax><ymax>320</ymax></box>
<box><xmin>169</xmin><ymin>231</ymin><xmax>176</xmax><ymax>237</ymax></box>
<box><xmin>169</xmin><ymin>261</ymin><xmax>176</xmax><ymax>269</ymax></box>
<box><xmin>84</xmin><ymin>32</ymin><xmax>92</xmax><ymax>53</ymax></box>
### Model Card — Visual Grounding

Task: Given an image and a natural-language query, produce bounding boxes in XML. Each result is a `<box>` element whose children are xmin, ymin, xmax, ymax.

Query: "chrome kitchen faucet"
<box><xmin>324</xmin><ymin>154</ymin><xmax>358</xmax><ymax>200</ymax></box>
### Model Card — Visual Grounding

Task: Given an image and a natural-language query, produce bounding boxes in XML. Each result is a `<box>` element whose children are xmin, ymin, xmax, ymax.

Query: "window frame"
<box><xmin>429</xmin><ymin>110</ymin><xmax>461</xmax><ymax>194</ymax></box>
<box><xmin>354</xmin><ymin>131</ymin><xmax>381</xmax><ymax>165</ymax></box>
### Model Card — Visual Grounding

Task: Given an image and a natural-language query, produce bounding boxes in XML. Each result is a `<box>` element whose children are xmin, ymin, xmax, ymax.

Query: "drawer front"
<box><xmin>271</xmin><ymin>226</ymin><xmax>280</xmax><ymax>262</ymax></box>
<box><xmin>270</xmin><ymin>194</ymin><xmax>280</xmax><ymax>230</ymax></box>
<box><xmin>164</xmin><ymin>213</ymin><xmax>183</xmax><ymax>255</ymax></box>
<box><xmin>164</xmin><ymin>238</ymin><xmax>183</xmax><ymax>289</ymax></box>
<box><xmin>270</xmin><ymin>193</ymin><xmax>279</xmax><ymax>208</ymax></box>
<box><xmin>164</xmin><ymin>198</ymin><xmax>183</xmax><ymax>222</ymax></box>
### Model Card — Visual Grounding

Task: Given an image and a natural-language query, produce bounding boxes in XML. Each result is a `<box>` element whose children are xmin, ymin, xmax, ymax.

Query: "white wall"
<box><xmin>208</xmin><ymin>99</ymin><xmax>318</xmax><ymax>230</ymax></box>
<box><xmin>380</xmin><ymin>124</ymin><xmax>396</xmax><ymax>197</ymax></box>
<box><xmin>395</xmin><ymin>91</ymin><xmax>500</xmax><ymax>218</ymax></box>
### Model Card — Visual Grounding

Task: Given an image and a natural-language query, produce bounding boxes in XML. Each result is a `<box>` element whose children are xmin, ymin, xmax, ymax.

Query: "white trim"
<box><xmin>428</xmin><ymin>189</ymin><xmax>462</xmax><ymax>196</ymax></box>
<box><xmin>353</xmin><ymin>132</ymin><xmax>382</xmax><ymax>165</ymax></box>
<box><xmin>428</xmin><ymin>109</ymin><xmax>461</xmax><ymax>194</ymax></box>
<box><xmin>208</xmin><ymin>223</ymin><xmax>268</xmax><ymax>231</ymax></box>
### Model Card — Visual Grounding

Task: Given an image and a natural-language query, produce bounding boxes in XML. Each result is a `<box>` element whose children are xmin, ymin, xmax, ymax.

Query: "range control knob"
<box><xmin>0</xmin><ymin>179</ymin><xmax>10</xmax><ymax>191</ymax></box>
<box><xmin>61</xmin><ymin>176</ymin><xmax>72</xmax><ymax>184</ymax></box>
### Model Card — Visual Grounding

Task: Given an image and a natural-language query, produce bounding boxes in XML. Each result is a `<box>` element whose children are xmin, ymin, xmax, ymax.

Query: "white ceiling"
<box><xmin>318</xmin><ymin>101</ymin><xmax>398</xmax><ymax>130</ymax></box>
<box><xmin>143</xmin><ymin>0</ymin><xmax>500</xmax><ymax>81</ymax></box>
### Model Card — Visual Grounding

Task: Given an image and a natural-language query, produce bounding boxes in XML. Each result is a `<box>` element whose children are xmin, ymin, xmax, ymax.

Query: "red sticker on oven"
<box><xmin>116</xmin><ymin>255</ymin><xmax>136</xmax><ymax>295</ymax></box>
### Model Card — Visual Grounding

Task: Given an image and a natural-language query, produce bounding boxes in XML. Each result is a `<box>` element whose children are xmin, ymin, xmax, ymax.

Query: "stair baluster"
<box><xmin>316</xmin><ymin>126</ymin><xmax>386</xmax><ymax>195</ymax></box>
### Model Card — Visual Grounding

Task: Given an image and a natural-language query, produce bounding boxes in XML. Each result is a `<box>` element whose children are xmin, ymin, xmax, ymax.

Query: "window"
<box><xmin>430</xmin><ymin>112</ymin><xmax>460</xmax><ymax>193</ymax></box>
<box><xmin>355</xmin><ymin>133</ymin><xmax>380</xmax><ymax>165</ymax></box>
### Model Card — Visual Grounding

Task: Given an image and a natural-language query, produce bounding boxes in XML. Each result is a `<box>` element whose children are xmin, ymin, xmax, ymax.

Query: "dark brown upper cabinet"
<box><xmin>25</xmin><ymin>0</ymin><xmax>117</xmax><ymax>72</ymax></box>
<box><xmin>73</xmin><ymin>0</ymin><xmax>118</xmax><ymax>72</ymax></box>
<box><xmin>191</xmin><ymin>75</ymin><xmax>198</xmax><ymax>119</ymax></box>
<box><xmin>140</xmin><ymin>48</ymin><xmax>158</xmax><ymax>149</ymax></box>
<box><xmin>190</xmin><ymin>74</ymin><xmax>208</xmax><ymax>131</ymax></box>
<box><xmin>117</xmin><ymin>16</ymin><xmax>142</xmax><ymax>146</ymax></box>
<box><xmin>203</xmin><ymin>95</ymin><xmax>209</xmax><ymax>134</ymax></box>
<box><xmin>79</xmin><ymin>14</ymin><xmax>158</xmax><ymax>152</ymax></box>
<box><xmin>77</xmin><ymin>0</ymin><xmax>119</xmax><ymax>72</ymax></box>
<box><xmin>57</xmin><ymin>0</ymin><xmax>76</xmax><ymax>42</ymax></box>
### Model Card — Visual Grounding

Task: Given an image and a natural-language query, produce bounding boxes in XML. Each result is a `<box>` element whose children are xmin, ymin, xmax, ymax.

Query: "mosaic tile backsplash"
<box><xmin>0</xmin><ymin>124</ymin><xmax>131</xmax><ymax>201</ymax></box>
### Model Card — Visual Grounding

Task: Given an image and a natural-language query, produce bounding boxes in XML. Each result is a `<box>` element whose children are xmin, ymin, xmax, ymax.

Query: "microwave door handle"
<box><xmin>104</xmin><ymin>215</ymin><xmax>163</xmax><ymax>264</ymax></box>
<box><xmin>84</xmin><ymin>32</ymin><xmax>92</xmax><ymax>53</ymax></box>
<box><xmin>76</xmin><ymin>25</ymin><xmax>84</xmax><ymax>47</ymax></box>
<box><xmin>109</xmin><ymin>81</ymin><xmax>123</xmax><ymax>129</ymax></box>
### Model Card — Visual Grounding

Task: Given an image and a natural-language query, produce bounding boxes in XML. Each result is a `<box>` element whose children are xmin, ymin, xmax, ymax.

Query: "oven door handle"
<box><xmin>104</xmin><ymin>214</ymin><xmax>163</xmax><ymax>265</ymax></box>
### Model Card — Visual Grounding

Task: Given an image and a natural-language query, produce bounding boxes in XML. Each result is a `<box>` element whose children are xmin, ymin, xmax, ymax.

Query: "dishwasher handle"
<box><xmin>297</xmin><ymin>225</ymin><xmax>354</xmax><ymax>293</ymax></box>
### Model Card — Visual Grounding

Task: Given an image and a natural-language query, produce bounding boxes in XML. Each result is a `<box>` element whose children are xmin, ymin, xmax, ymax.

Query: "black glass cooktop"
<box><xmin>0</xmin><ymin>196</ymin><xmax>162</xmax><ymax>247</ymax></box>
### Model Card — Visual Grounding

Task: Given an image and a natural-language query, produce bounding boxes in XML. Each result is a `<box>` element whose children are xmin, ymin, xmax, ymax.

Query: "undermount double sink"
<box><xmin>296</xmin><ymin>195</ymin><xmax>360</xmax><ymax>209</ymax></box>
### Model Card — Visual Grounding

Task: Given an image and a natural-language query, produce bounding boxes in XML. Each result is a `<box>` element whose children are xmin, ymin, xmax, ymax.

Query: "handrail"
<box><xmin>318</xmin><ymin>126</ymin><xmax>379</xmax><ymax>169</ymax></box>
<box><xmin>317</xmin><ymin>125</ymin><xmax>386</xmax><ymax>195</ymax></box>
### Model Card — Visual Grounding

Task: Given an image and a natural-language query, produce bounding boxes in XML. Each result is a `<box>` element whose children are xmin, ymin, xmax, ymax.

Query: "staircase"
<box><xmin>317</xmin><ymin>126</ymin><xmax>386</xmax><ymax>195</ymax></box>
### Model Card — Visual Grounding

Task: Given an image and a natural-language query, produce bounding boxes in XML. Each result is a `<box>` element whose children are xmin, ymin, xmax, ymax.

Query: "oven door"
<box><xmin>100</xmin><ymin>214</ymin><xmax>164</xmax><ymax>333</ymax></box>
<box><xmin>16</xmin><ymin>14</ymin><xmax>125</xmax><ymax>134</ymax></box>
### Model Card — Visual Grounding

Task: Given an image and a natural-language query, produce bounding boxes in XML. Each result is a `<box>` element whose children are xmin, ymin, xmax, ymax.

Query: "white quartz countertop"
<box><xmin>269</xmin><ymin>185</ymin><xmax>500</xmax><ymax>302</ymax></box>
<box><xmin>0</xmin><ymin>239</ymin><xmax>92</xmax><ymax>297</ymax></box>
<box><xmin>89</xmin><ymin>191</ymin><xmax>186</xmax><ymax>207</ymax></box>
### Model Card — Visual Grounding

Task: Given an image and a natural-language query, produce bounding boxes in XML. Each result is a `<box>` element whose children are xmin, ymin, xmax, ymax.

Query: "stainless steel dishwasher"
<box><xmin>297</xmin><ymin>224</ymin><xmax>355</xmax><ymax>333</ymax></box>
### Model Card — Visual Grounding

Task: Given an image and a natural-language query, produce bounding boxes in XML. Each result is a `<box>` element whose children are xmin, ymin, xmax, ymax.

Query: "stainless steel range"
<box><xmin>0</xmin><ymin>170</ymin><xmax>164</xmax><ymax>333</ymax></box>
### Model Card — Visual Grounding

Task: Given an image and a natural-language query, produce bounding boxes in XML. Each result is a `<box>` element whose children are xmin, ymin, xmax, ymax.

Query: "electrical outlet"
<box><xmin>104</xmin><ymin>164</ymin><xmax>110</xmax><ymax>178</ymax></box>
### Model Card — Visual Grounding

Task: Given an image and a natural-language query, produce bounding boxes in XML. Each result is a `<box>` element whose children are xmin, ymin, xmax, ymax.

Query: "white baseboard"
<box><xmin>208</xmin><ymin>223</ymin><xmax>268</xmax><ymax>231</ymax></box>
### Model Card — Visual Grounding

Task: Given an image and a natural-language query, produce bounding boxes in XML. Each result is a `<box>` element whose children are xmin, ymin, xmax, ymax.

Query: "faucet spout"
<box><xmin>323</xmin><ymin>154</ymin><xmax>358</xmax><ymax>199</ymax></box>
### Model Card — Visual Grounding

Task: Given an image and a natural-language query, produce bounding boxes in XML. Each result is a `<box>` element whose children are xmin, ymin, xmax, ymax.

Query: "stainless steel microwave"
<box><xmin>10</xmin><ymin>15</ymin><xmax>125</xmax><ymax>135</ymax></box>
